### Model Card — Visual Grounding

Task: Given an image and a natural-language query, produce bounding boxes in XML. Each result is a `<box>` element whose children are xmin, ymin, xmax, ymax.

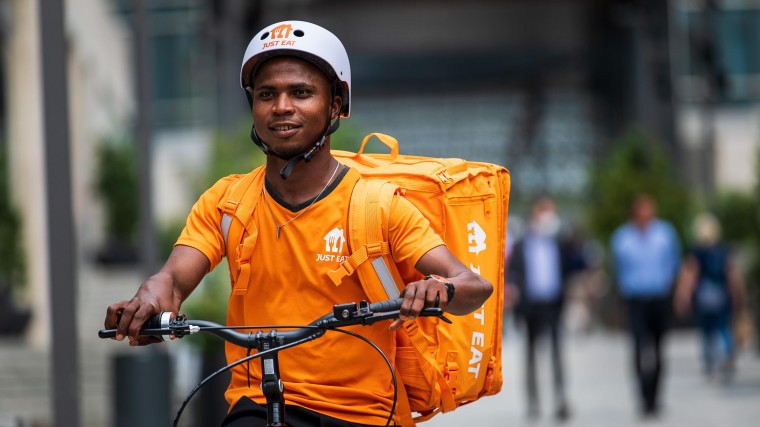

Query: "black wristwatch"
<box><xmin>425</xmin><ymin>275</ymin><xmax>455</xmax><ymax>303</ymax></box>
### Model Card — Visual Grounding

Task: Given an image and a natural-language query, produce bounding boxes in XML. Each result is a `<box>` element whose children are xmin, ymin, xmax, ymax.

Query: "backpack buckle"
<box><xmin>366</xmin><ymin>242</ymin><xmax>390</xmax><ymax>258</ymax></box>
<box><xmin>221</xmin><ymin>199</ymin><xmax>240</xmax><ymax>215</ymax></box>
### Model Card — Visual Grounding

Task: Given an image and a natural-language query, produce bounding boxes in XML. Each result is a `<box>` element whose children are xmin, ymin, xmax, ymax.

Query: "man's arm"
<box><xmin>104</xmin><ymin>245</ymin><xmax>210</xmax><ymax>345</ymax></box>
<box><xmin>390</xmin><ymin>245</ymin><xmax>493</xmax><ymax>330</ymax></box>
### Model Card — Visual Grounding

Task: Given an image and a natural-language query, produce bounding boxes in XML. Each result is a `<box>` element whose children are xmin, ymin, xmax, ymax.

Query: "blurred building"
<box><xmin>670</xmin><ymin>0</ymin><xmax>760</xmax><ymax>194</ymax></box>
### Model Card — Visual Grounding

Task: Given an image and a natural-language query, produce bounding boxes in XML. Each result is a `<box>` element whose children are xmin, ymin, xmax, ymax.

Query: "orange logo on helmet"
<box><xmin>262</xmin><ymin>24</ymin><xmax>297</xmax><ymax>49</ymax></box>
<box><xmin>270</xmin><ymin>24</ymin><xmax>293</xmax><ymax>39</ymax></box>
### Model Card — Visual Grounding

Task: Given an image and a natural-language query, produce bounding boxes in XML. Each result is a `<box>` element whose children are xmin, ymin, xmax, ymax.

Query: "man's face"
<box><xmin>633</xmin><ymin>197</ymin><xmax>656</xmax><ymax>224</ymax></box>
<box><xmin>250</xmin><ymin>56</ymin><xmax>340</xmax><ymax>158</ymax></box>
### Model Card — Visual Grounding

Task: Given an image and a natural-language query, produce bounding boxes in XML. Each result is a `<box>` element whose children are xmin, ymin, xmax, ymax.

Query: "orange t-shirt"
<box><xmin>176</xmin><ymin>166</ymin><xmax>444</xmax><ymax>425</ymax></box>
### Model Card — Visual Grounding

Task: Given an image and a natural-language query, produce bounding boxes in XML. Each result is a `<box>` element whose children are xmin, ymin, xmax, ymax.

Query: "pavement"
<box><xmin>2</xmin><ymin>264</ymin><xmax>760</xmax><ymax>426</ymax></box>
<box><xmin>425</xmin><ymin>317</ymin><xmax>760</xmax><ymax>427</ymax></box>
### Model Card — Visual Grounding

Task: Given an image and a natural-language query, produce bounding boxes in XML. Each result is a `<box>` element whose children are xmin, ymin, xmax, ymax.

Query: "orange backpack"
<box><xmin>329</xmin><ymin>133</ymin><xmax>510</xmax><ymax>424</ymax></box>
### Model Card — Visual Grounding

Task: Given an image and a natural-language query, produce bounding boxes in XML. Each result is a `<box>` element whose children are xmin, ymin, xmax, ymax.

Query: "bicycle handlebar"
<box><xmin>98</xmin><ymin>298</ymin><xmax>451</xmax><ymax>349</ymax></box>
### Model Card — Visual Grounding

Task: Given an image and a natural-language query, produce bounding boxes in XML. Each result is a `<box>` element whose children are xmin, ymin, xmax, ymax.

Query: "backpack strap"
<box><xmin>401</xmin><ymin>322</ymin><xmax>459</xmax><ymax>420</ymax></box>
<box><xmin>327</xmin><ymin>179</ymin><xmax>403</xmax><ymax>301</ymax></box>
<box><xmin>217</xmin><ymin>166</ymin><xmax>265</xmax><ymax>288</ymax></box>
<box><xmin>394</xmin><ymin>375</ymin><xmax>417</xmax><ymax>427</ymax></box>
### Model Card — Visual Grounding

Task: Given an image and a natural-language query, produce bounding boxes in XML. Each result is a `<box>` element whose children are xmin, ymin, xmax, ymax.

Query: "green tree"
<box><xmin>94</xmin><ymin>137</ymin><xmax>139</xmax><ymax>243</ymax></box>
<box><xmin>0</xmin><ymin>147</ymin><xmax>25</xmax><ymax>289</ymax></box>
<box><xmin>587</xmin><ymin>128</ymin><xmax>692</xmax><ymax>246</ymax></box>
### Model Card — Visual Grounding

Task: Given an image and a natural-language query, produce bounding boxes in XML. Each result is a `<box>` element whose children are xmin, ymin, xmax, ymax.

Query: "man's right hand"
<box><xmin>103</xmin><ymin>245</ymin><xmax>211</xmax><ymax>346</ymax></box>
<box><xmin>104</xmin><ymin>245</ymin><xmax>210</xmax><ymax>346</ymax></box>
<box><xmin>104</xmin><ymin>274</ymin><xmax>178</xmax><ymax>346</ymax></box>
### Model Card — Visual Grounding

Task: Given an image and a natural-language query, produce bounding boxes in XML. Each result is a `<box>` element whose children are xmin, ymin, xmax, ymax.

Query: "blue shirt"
<box><xmin>524</xmin><ymin>233</ymin><xmax>562</xmax><ymax>301</ymax></box>
<box><xmin>610</xmin><ymin>219</ymin><xmax>681</xmax><ymax>298</ymax></box>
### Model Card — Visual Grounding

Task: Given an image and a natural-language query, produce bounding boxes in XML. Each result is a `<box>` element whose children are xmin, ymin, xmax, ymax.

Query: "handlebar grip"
<box><xmin>98</xmin><ymin>329</ymin><xmax>117</xmax><ymax>339</ymax></box>
<box><xmin>368</xmin><ymin>298</ymin><xmax>403</xmax><ymax>313</ymax></box>
<box><xmin>97</xmin><ymin>312</ymin><xmax>173</xmax><ymax>339</ymax></box>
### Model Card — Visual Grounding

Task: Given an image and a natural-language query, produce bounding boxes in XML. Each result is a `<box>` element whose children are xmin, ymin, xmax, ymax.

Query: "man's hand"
<box><xmin>103</xmin><ymin>245</ymin><xmax>210</xmax><ymax>346</ymax></box>
<box><xmin>104</xmin><ymin>274</ymin><xmax>178</xmax><ymax>346</ymax></box>
<box><xmin>389</xmin><ymin>276</ymin><xmax>450</xmax><ymax>331</ymax></box>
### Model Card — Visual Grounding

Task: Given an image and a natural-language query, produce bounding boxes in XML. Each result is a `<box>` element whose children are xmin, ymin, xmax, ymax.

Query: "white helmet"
<box><xmin>240</xmin><ymin>20</ymin><xmax>351</xmax><ymax>117</ymax></box>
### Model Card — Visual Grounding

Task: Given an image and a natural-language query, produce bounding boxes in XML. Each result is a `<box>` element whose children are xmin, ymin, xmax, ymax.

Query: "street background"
<box><xmin>1</xmin><ymin>1</ymin><xmax>760</xmax><ymax>426</ymax></box>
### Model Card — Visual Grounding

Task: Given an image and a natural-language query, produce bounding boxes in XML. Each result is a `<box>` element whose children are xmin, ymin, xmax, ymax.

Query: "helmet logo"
<box><xmin>263</xmin><ymin>23</ymin><xmax>297</xmax><ymax>49</ymax></box>
<box><xmin>271</xmin><ymin>24</ymin><xmax>293</xmax><ymax>39</ymax></box>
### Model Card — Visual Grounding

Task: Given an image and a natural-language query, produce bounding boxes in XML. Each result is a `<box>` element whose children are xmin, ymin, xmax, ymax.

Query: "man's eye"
<box><xmin>294</xmin><ymin>89</ymin><xmax>311</xmax><ymax>97</ymax></box>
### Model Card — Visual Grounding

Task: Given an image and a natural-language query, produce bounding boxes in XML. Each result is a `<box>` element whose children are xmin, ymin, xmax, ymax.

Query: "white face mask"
<box><xmin>533</xmin><ymin>211</ymin><xmax>561</xmax><ymax>237</ymax></box>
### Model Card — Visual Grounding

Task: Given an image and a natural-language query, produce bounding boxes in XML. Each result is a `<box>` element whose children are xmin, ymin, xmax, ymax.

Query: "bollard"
<box><xmin>113</xmin><ymin>351</ymin><xmax>171</xmax><ymax>427</ymax></box>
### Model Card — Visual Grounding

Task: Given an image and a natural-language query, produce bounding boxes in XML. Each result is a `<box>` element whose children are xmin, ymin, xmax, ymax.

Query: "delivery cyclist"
<box><xmin>104</xmin><ymin>20</ymin><xmax>492</xmax><ymax>427</ymax></box>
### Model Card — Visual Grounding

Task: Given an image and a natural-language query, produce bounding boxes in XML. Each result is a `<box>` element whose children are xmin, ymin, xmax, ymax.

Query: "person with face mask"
<box><xmin>507</xmin><ymin>196</ymin><xmax>585</xmax><ymax>421</ymax></box>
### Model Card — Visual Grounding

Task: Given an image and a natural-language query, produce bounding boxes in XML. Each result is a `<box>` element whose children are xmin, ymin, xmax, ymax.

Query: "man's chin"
<box><xmin>267</xmin><ymin>143</ymin><xmax>309</xmax><ymax>159</ymax></box>
<box><xmin>266</xmin><ymin>137</ymin><xmax>322</xmax><ymax>159</ymax></box>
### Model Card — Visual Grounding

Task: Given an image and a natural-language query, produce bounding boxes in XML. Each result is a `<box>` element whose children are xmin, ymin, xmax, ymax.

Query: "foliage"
<box><xmin>712</xmin><ymin>191</ymin><xmax>760</xmax><ymax>246</ymax></box>
<box><xmin>587</xmin><ymin>127</ymin><xmax>692</xmax><ymax>247</ymax></box>
<box><xmin>180</xmin><ymin>260</ymin><xmax>229</xmax><ymax>355</ymax></box>
<box><xmin>327</xmin><ymin>119</ymin><xmax>366</xmax><ymax>152</ymax></box>
<box><xmin>0</xmin><ymin>147</ymin><xmax>25</xmax><ymax>289</ymax></box>
<box><xmin>195</xmin><ymin>121</ymin><xmax>266</xmax><ymax>199</ymax></box>
<box><xmin>94</xmin><ymin>136</ymin><xmax>139</xmax><ymax>242</ymax></box>
<box><xmin>157</xmin><ymin>218</ymin><xmax>187</xmax><ymax>263</ymax></box>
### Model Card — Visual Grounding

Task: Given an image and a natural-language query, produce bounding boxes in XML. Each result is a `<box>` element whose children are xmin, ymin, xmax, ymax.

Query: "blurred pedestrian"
<box><xmin>675</xmin><ymin>212</ymin><xmax>745</xmax><ymax>380</ymax></box>
<box><xmin>610</xmin><ymin>194</ymin><xmax>681</xmax><ymax>417</ymax></box>
<box><xmin>508</xmin><ymin>196</ymin><xmax>585</xmax><ymax>421</ymax></box>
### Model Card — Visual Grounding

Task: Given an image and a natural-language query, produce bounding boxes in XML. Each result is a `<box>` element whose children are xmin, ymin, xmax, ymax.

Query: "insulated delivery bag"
<box><xmin>329</xmin><ymin>133</ymin><xmax>510</xmax><ymax>423</ymax></box>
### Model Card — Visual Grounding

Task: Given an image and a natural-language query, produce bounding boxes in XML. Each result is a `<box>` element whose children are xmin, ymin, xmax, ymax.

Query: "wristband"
<box><xmin>425</xmin><ymin>275</ymin><xmax>455</xmax><ymax>303</ymax></box>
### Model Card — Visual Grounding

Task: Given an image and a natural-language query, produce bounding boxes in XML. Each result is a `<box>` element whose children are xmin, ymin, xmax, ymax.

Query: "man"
<box><xmin>508</xmin><ymin>196</ymin><xmax>583</xmax><ymax>421</ymax></box>
<box><xmin>104</xmin><ymin>21</ymin><xmax>492</xmax><ymax>427</ymax></box>
<box><xmin>610</xmin><ymin>194</ymin><xmax>680</xmax><ymax>417</ymax></box>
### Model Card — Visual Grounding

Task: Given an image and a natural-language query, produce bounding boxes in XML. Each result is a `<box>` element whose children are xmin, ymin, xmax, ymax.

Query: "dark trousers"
<box><xmin>521</xmin><ymin>301</ymin><xmax>566</xmax><ymax>411</ymax></box>
<box><xmin>625</xmin><ymin>297</ymin><xmax>670</xmax><ymax>412</ymax></box>
<box><xmin>222</xmin><ymin>397</ymin><xmax>380</xmax><ymax>427</ymax></box>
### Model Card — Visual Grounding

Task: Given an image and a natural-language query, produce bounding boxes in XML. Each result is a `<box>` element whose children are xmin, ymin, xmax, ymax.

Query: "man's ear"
<box><xmin>331</xmin><ymin>96</ymin><xmax>343</xmax><ymax>120</ymax></box>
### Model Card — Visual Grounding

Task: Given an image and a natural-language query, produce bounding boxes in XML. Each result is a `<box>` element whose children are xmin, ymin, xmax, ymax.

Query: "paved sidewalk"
<box><xmin>425</xmin><ymin>324</ymin><xmax>760</xmax><ymax>427</ymax></box>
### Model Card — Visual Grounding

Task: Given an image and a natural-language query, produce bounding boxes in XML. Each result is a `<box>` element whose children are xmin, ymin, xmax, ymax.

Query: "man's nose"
<box><xmin>273</xmin><ymin>94</ymin><xmax>294</xmax><ymax>114</ymax></box>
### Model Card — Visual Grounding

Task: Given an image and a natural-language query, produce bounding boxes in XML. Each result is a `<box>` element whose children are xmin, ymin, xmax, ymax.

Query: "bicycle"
<box><xmin>99</xmin><ymin>298</ymin><xmax>450</xmax><ymax>427</ymax></box>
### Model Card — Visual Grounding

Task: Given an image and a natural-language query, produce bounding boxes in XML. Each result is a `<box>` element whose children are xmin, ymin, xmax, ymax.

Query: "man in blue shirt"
<box><xmin>610</xmin><ymin>194</ymin><xmax>681</xmax><ymax>417</ymax></box>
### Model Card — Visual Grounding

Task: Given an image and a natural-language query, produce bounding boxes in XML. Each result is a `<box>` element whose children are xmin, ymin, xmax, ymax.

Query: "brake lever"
<box><xmin>420</xmin><ymin>308</ymin><xmax>453</xmax><ymax>324</ymax></box>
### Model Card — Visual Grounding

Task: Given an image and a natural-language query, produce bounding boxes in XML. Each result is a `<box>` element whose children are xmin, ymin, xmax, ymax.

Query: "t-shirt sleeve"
<box><xmin>387</xmin><ymin>194</ymin><xmax>445</xmax><ymax>269</ymax></box>
<box><xmin>175</xmin><ymin>175</ymin><xmax>240</xmax><ymax>271</ymax></box>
